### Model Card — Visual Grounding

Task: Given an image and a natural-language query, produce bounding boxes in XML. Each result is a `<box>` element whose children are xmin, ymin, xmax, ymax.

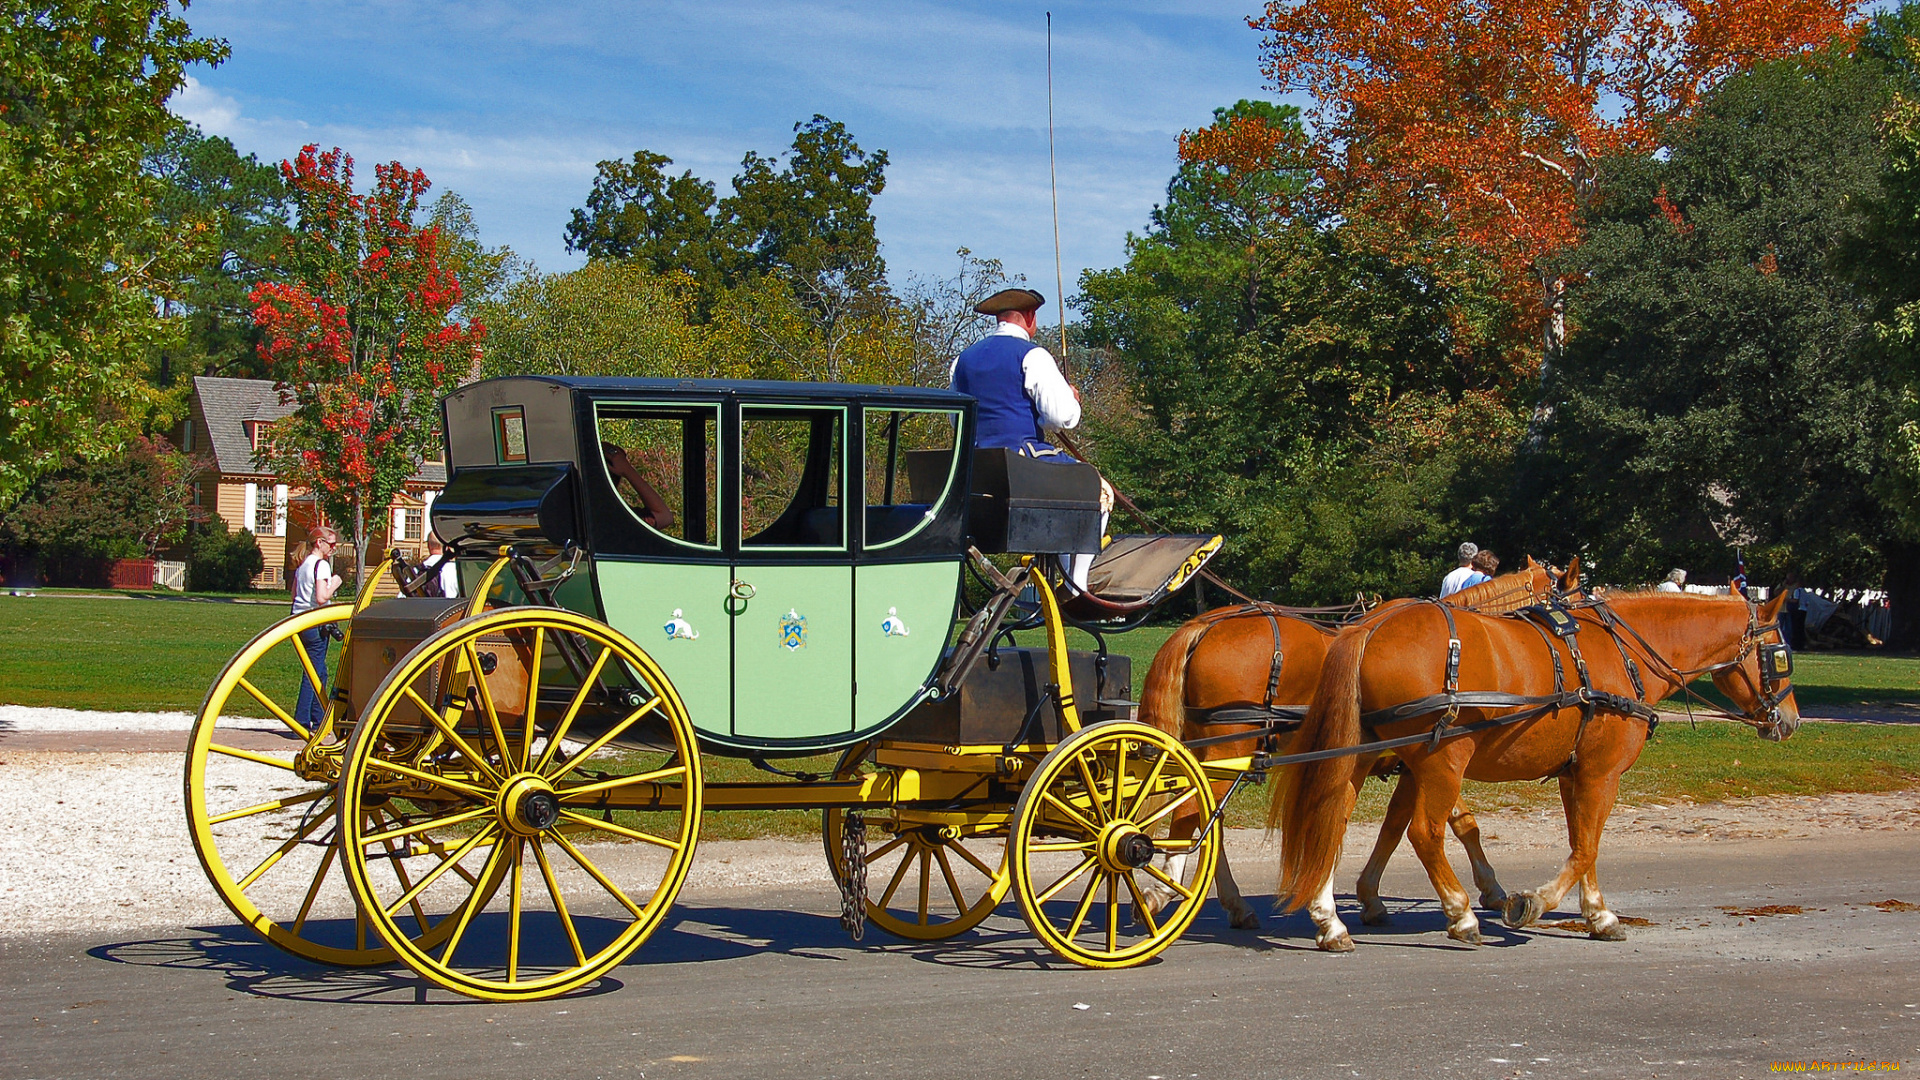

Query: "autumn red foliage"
<box><xmin>250</xmin><ymin>145</ymin><xmax>483</xmax><ymax>580</ymax></box>
<box><xmin>1214</xmin><ymin>0</ymin><xmax>1861</xmax><ymax>363</ymax></box>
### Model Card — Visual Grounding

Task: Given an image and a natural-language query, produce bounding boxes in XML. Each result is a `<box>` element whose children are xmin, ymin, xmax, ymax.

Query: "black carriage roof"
<box><xmin>476</xmin><ymin>374</ymin><xmax>972</xmax><ymax>406</ymax></box>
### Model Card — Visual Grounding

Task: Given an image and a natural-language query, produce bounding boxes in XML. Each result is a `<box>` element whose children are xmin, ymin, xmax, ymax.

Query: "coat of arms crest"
<box><xmin>780</xmin><ymin>608</ymin><xmax>807</xmax><ymax>650</ymax></box>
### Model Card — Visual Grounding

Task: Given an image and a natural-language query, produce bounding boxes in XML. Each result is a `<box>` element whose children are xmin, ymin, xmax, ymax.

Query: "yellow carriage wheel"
<box><xmin>338</xmin><ymin>608</ymin><xmax>702</xmax><ymax>1001</ymax></box>
<box><xmin>1008</xmin><ymin>720</ymin><xmax>1219</xmax><ymax>968</ymax></box>
<box><xmin>822</xmin><ymin>742</ymin><xmax>1012</xmax><ymax>941</ymax></box>
<box><xmin>187</xmin><ymin>604</ymin><xmax>487</xmax><ymax>965</ymax></box>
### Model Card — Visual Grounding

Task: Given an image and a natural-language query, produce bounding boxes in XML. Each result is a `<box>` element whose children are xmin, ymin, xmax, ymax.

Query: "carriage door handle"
<box><xmin>728</xmin><ymin>578</ymin><xmax>755</xmax><ymax>615</ymax></box>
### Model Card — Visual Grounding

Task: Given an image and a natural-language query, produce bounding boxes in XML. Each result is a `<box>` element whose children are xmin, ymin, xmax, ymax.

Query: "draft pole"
<box><xmin>1047</xmin><ymin>11</ymin><xmax>1068</xmax><ymax>373</ymax></box>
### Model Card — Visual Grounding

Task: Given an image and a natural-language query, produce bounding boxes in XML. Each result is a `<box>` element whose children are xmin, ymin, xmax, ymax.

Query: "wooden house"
<box><xmin>177</xmin><ymin>377</ymin><xmax>446</xmax><ymax>591</ymax></box>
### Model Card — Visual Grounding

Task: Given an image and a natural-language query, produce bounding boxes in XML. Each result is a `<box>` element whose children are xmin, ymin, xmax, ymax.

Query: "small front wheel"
<box><xmin>1008</xmin><ymin>721</ymin><xmax>1219</xmax><ymax>968</ymax></box>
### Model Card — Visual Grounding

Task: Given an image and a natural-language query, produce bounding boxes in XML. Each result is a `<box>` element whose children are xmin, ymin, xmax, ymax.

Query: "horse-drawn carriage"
<box><xmin>186</xmin><ymin>376</ymin><xmax>1235</xmax><ymax>1001</ymax></box>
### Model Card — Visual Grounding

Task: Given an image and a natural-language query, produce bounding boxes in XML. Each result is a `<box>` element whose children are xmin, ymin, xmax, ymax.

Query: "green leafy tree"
<box><xmin>145</xmin><ymin>125</ymin><xmax>292</xmax><ymax>389</ymax></box>
<box><xmin>0</xmin><ymin>1</ymin><xmax>228</xmax><ymax>500</ymax></box>
<box><xmin>564</xmin><ymin>151</ymin><xmax>722</xmax><ymax>283</ymax></box>
<box><xmin>1079</xmin><ymin>101</ymin><xmax>1524</xmax><ymax>602</ymax></box>
<box><xmin>429</xmin><ymin>190</ymin><xmax>516</xmax><ymax>316</ymax></box>
<box><xmin>252</xmin><ymin>146</ymin><xmax>484</xmax><ymax>585</ymax></box>
<box><xmin>478</xmin><ymin>260</ymin><xmax>704</xmax><ymax>379</ymax></box>
<box><xmin>1520</xmin><ymin>53</ymin><xmax>1898</xmax><ymax>609</ymax></box>
<box><xmin>1</xmin><ymin>434</ymin><xmax>204</xmax><ymax>562</ymax></box>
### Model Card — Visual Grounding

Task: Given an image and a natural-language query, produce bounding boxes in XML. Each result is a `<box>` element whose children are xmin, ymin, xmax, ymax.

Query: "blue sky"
<box><xmin>172</xmin><ymin>1</ymin><xmax>1279</xmax><ymax>309</ymax></box>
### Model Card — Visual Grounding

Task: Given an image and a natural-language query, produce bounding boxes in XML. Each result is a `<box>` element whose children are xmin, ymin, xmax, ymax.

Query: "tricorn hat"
<box><xmin>973</xmin><ymin>287</ymin><xmax>1045</xmax><ymax>315</ymax></box>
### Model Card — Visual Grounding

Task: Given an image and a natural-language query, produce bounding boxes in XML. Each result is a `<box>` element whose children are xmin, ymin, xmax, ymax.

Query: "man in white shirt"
<box><xmin>1439</xmin><ymin>542</ymin><xmax>1482</xmax><ymax>598</ymax></box>
<box><xmin>425</xmin><ymin>534</ymin><xmax>460</xmax><ymax>598</ymax></box>
<box><xmin>950</xmin><ymin>288</ymin><xmax>1109</xmax><ymax>587</ymax></box>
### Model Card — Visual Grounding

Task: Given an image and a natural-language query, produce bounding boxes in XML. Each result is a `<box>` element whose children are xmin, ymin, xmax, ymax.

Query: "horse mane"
<box><xmin>1445</xmin><ymin>558</ymin><xmax>1548</xmax><ymax>615</ymax></box>
<box><xmin>1595</xmin><ymin>587</ymin><xmax>1748</xmax><ymax>603</ymax></box>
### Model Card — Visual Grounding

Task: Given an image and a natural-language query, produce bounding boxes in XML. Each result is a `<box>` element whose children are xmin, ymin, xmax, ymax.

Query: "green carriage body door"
<box><xmin>854</xmin><ymin>559</ymin><xmax>959</xmax><ymax>730</ymax></box>
<box><xmin>731</xmin><ymin>564</ymin><xmax>854</xmax><ymax>739</ymax></box>
<box><xmin>595</xmin><ymin>559</ymin><xmax>733</xmax><ymax>741</ymax></box>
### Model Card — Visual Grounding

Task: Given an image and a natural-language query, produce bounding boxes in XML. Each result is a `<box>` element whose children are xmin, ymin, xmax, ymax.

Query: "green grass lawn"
<box><xmin>4</xmin><ymin>596</ymin><xmax>1915</xmax><ymax>840</ymax></box>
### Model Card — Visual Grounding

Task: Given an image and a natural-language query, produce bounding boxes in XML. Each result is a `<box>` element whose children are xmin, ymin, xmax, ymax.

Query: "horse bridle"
<box><xmin>1592</xmin><ymin>596</ymin><xmax>1795</xmax><ymax>733</ymax></box>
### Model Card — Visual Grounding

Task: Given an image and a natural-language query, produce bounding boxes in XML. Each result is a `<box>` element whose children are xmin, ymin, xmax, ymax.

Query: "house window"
<box><xmin>254</xmin><ymin>495</ymin><xmax>276</xmax><ymax>535</ymax></box>
<box><xmin>403</xmin><ymin>508</ymin><xmax>423</xmax><ymax>542</ymax></box>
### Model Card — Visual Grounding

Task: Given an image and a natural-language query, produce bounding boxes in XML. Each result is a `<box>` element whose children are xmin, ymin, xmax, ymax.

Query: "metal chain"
<box><xmin>837</xmin><ymin>812</ymin><xmax>867</xmax><ymax>941</ymax></box>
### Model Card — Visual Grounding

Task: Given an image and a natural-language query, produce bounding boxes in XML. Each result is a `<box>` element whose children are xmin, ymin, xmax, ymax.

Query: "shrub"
<box><xmin>188</xmin><ymin>515</ymin><xmax>264</xmax><ymax>592</ymax></box>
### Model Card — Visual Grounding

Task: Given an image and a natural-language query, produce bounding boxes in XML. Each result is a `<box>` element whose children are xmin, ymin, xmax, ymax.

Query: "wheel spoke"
<box><xmin>876</xmin><ymin>844</ymin><xmax>917</xmax><ymax>908</ymax></box>
<box><xmin>360</xmin><ymin>804</ymin><xmax>494</xmax><ymax>846</ymax></box>
<box><xmin>555</xmin><ymin>763</ymin><xmax>685</xmax><ymax>800</ymax></box>
<box><xmin>368</xmin><ymin>757</ymin><xmax>492</xmax><ymax>801</ymax></box>
<box><xmin>558</xmin><ymin>810</ymin><xmax>683</xmax><ymax>851</ymax></box>
<box><xmin>1135</xmin><ymin>788</ymin><xmax>1198</xmax><ymax>831</ymax></box>
<box><xmin>1139</xmin><ymin>860</ymin><xmax>1194</xmax><ymax>900</ymax></box>
<box><xmin>934</xmin><ymin>846</ymin><xmax>967</xmax><ymax>914</ymax></box>
<box><xmin>916</xmin><ymin>850</ymin><xmax>932</xmax><ymax>925</ymax></box>
<box><xmin>546</xmin><ymin>697</ymin><xmax>664</xmax><ymax>784</ymax></box>
<box><xmin>533</xmin><ymin>646</ymin><xmax>612</xmax><ymax>775</ymax></box>
<box><xmin>440</xmin><ymin>837</ymin><xmax>511</xmax><ymax>967</ymax></box>
<box><xmin>402</xmin><ymin>685</ymin><xmax>505</xmax><ymax>786</ymax></box>
<box><xmin>375</xmin><ymin>812</ymin><xmax>433</xmax><ymax>937</ymax></box>
<box><xmin>1126</xmin><ymin>747</ymin><xmax>1171</xmax><ymax>823</ymax></box>
<box><xmin>464</xmin><ymin>640</ymin><xmax>513</xmax><ymax>771</ymax></box>
<box><xmin>237</xmin><ymin>676</ymin><xmax>307</xmax><ymax>738</ymax></box>
<box><xmin>1027</xmin><ymin>839</ymin><xmax>1095</xmax><ymax>853</ymax></box>
<box><xmin>946</xmin><ymin>838</ymin><xmax>999</xmax><ymax>879</ymax></box>
<box><xmin>521</xmin><ymin>627</ymin><xmax>546</xmax><ymax>770</ymax></box>
<box><xmin>1064</xmin><ymin>870</ymin><xmax>1101</xmax><ymax>942</ymax></box>
<box><xmin>209</xmin><ymin>743</ymin><xmax>296</xmax><ymax>771</ymax></box>
<box><xmin>531</xmin><ymin>838</ymin><xmax>586</xmax><ymax>967</ymax></box>
<box><xmin>865</xmin><ymin>835</ymin><xmax>908</xmax><ymax>865</ymax></box>
<box><xmin>1106</xmin><ymin>874</ymin><xmax>1119</xmax><ymax>953</ymax></box>
<box><xmin>291</xmin><ymin>834</ymin><xmax>340</xmax><ymax>934</ymax></box>
<box><xmin>206</xmin><ymin>787</ymin><xmax>327</xmax><ymax>826</ymax></box>
<box><xmin>236</xmin><ymin>807</ymin><xmax>334</xmax><ymax>889</ymax></box>
<box><xmin>549</xmin><ymin>828</ymin><xmax>646</xmax><ymax>920</ymax></box>
<box><xmin>1040</xmin><ymin>790</ymin><xmax>1101</xmax><ymax>836</ymax></box>
<box><xmin>507</xmin><ymin>838</ymin><xmax>525</xmax><ymax>983</ymax></box>
<box><xmin>1033</xmin><ymin>855</ymin><xmax>1096</xmax><ymax>906</ymax></box>
<box><xmin>1072</xmin><ymin>752</ymin><xmax>1110</xmax><ymax>825</ymax></box>
<box><xmin>1124</xmin><ymin>872</ymin><xmax>1160</xmax><ymax>937</ymax></box>
<box><xmin>380</xmin><ymin>824</ymin><xmax>499</xmax><ymax>919</ymax></box>
<box><xmin>1110</xmin><ymin>740</ymin><xmax>1128</xmax><ymax>821</ymax></box>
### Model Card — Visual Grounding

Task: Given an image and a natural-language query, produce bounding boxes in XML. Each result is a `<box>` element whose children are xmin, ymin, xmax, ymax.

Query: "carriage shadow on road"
<box><xmin>89</xmin><ymin>892</ymin><xmax>1553</xmax><ymax>1003</ymax></box>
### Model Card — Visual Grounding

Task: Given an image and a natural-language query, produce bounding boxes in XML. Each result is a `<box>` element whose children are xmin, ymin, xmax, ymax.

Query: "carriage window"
<box><xmin>595</xmin><ymin>402</ymin><xmax>719</xmax><ymax>548</ymax></box>
<box><xmin>741</xmin><ymin>406</ymin><xmax>845</xmax><ymax>549</ymax></box>
<box><xmin>864</xmin><ymin>408</ymin><xmax>962</xmax><ymax>548</ymax></box>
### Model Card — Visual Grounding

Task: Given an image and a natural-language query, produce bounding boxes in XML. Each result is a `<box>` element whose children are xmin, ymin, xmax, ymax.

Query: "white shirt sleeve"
<box><xmin>1022</xmin><ymin>347</ymin><xmax>1081</xmax><ymax>430</ymax></box>
<box><xmin>439</xmin><ymin>560</ymin><xmax>460</xmax><ymax>598</ymax></box>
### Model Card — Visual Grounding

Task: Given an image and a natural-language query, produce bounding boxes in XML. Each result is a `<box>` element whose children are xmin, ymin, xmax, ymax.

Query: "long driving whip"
<box><xmin>1047</xmin><ymin>12</ymin><xmax>1068</xmax><ymax>371</ymax></box>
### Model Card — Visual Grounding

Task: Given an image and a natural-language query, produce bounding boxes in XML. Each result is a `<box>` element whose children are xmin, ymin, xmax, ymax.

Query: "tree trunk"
<box><xmin>1525</xmin><ymin>274</ymin><xmax>1567</xmax><ymax>448</ymax></box>
<box><xmin>353</xmin><ymin>493</ymin><xmax>367</xmax><ymax>602</ymax></box>
<box><xmin>1884</xmin><ymin>539</ymin><xmax>1920</xmax><ymax>653</ymax></box>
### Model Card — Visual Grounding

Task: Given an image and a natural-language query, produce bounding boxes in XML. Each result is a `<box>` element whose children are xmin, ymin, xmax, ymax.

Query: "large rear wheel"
<box><xmin>338</xmin><ymin>608</ymin><xmax>702</xmax><ymax>1001</ymax></box>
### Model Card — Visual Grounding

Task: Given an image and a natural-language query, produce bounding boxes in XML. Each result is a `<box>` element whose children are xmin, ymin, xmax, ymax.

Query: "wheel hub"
<box><xmin>1097</xmin><ymin>823</ymin><xmax>1157</xmax><ymax>872</ymax></box>
<box><xmin>499</xmin><ymin>773</ymin><xmax>562</xmax><ymax>836</ymax></box>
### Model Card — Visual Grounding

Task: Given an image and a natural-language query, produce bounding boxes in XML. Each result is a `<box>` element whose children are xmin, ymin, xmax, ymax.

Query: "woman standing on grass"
<box><xmin>290</xmin><ymin>526</ymin><xmax>343</xmax><ymax>732</ymax></box>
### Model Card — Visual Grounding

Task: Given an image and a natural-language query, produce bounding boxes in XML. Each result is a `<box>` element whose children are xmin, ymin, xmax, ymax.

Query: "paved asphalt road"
<box><xmin>3</xmin><ymin>832</ymin><xmax>1915</xmax><ymax>1080</ymax></box>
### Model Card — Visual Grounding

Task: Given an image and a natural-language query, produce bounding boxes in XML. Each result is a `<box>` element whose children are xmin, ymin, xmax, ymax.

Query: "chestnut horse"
<box><xmin>1272</xmin><ymin>589</ymin><xmax>1798</xmax><ymax>950</ymax></box>
<box><xmin>1139</xmin><ymin>558</ymin><xmax>1572</xmax><ymax>927</ymax></box>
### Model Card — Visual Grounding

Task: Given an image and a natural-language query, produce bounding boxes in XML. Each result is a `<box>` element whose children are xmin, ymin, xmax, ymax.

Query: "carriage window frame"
<box><xmin>592</xmin><ymin>399</ymin><xmax>723</xmax><ymax>553</ymax></box>
<box><xmin>737</xmin><ymin>402</ymin><xmax>849</xmax><ymax>553</ymax></box>
<box><xmin>862</xmin><ymin>406</ymin><xmax>964</xmax><ymax>552</ymax></box>
<box><xmin>492</xmin><ymin>406</ymin><xmax>528</xmax><ymax>464</ymax></box>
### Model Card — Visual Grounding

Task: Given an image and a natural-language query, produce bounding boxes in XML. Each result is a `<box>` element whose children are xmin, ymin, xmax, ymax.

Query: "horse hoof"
<box><xmin>1479</xmin><ymin>891</ymin><xmax>1509</xmax><ymax>911</ymax></box>
<box><xmin>1318</xmin><ymin>932</ymin><xmax>1355</xmax><ymax>953</ymax></box>
<box><xmin>1229</xmin><ymin>912</ymin><xmax>1261</xmax><ymax>930</ymax></box>
<box><xmin>1449</xmin><ymin>927</ymin><xmax>1484</xmax><ymax>946</ymax></box>
<box><xmin>1590</xmin><ymin>920</ymin><xmax>1628</xmax><ymax>942</ymax></box>
<box><xmin>1503</xmin><ymin>892</ymin><xmax>1547</xmax><ymax>929</ymax></box>
<box><xmin>1359</xmin><ymin>908</ymin><xmax>1391</xmax><ymax>927</ymax></box>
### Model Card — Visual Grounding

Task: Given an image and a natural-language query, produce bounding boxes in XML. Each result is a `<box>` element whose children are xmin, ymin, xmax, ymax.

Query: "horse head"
<box><xmin>1708</xmin><ymin>589</ymin><xmax>1800</xmax><ymax>742</ymax></box>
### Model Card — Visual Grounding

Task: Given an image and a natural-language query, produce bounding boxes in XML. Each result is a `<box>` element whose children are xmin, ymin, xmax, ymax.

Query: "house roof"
<box><xmin>192</xmin><ymin>376</ymin><xmax>446</xmax><ymax>485</ymax></box>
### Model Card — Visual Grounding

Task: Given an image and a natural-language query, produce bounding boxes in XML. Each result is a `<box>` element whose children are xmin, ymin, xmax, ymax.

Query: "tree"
<box><xmin>1080</xmin><ymin>102</ymin><xmax>1524</xmax><ymax>602</ymax></box>
<box><xmin>145</xmin><ymin>125</ymin><xmax>292</xmax><ymax>389</ymax></box>
<box><xmin>0</xmin><ymin>434</ymin><xmax>204</xmax><ymax>563</ymax></box>
<box><xmin>1518</xmin><ymin>54</ymin><xmax>1896</xmax><ymax>610</ymax></box>
<box><xmin>563</xmin><ymin>116</ymin><xmax>889</xmax><ymax>313</ymax></box>
<box><xmin>1250</xmin><ymin>0</ymin><xmax>1859</xmax><ymax>387</ymax></box>
<box><xmin>251</xmin><ymin>146</ymin><xmax>485</xmax><ymax>585</ymax></box>
<box><xmin>478</xmin><ymin>260</ymin><xmax>704</xmax><ymax>379</ymax></box>
<box><xmin>0</xmin><ymin>1</ymin><xmax>228</xmax><ymax>501</ymax></box>
<box><xmin>429</xmin><ymin>190</ymin><xmax>516</xmax><ymax>317</ymax></box>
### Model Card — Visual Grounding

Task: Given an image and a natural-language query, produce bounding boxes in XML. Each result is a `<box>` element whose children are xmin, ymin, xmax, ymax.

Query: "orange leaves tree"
<box><xmin>251</xmin><ymin>146</ymin><xmax>483</xmax><ymax>584</ymax></box>
<box><xmin>1249</xmin><ymin>0</ymin><xmax>1861</xmax><ymax>381</ymax></box>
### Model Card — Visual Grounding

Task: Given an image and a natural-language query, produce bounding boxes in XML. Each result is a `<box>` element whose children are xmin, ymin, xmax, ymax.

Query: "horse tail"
<box><xmin>1270</xmin><ymin>620</ymin><xmax>1377</xmax><ymax>912</ymax></box>
<box><xmin>1140</xmin><ymin>618</ymin><xmax>1210</xmax><ymax>740</ymax></box>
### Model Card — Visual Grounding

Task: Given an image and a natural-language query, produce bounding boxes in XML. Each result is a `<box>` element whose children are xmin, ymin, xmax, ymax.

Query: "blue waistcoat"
<box><xmin>952</xmin><ymin>333</ymin><xmax>1049</xmax><ymax>451</ymax></box>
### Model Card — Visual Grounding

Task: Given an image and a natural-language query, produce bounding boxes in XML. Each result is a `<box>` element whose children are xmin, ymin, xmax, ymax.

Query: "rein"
<box><xmin>1577</xmin><ymin>595</ymin><xmax>1793</xmax><ymax>733</ymax></box>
